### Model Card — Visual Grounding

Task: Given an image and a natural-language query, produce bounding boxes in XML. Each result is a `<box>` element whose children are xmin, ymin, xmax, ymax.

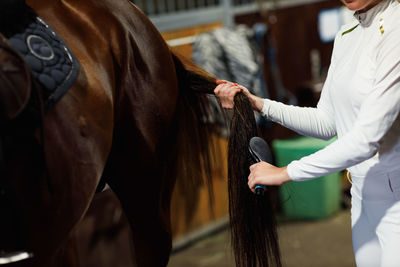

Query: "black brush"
<box><xmin>248</xmin><ymin>136</ymin><xmax>273</xmax><ymax>195</ymax></box>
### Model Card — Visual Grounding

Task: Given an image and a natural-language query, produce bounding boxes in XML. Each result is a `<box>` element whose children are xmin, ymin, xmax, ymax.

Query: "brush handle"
<box><xmin>254</xmin><ymin>185</ymin><xmax>266</xmax><ymax>195</ymax></box>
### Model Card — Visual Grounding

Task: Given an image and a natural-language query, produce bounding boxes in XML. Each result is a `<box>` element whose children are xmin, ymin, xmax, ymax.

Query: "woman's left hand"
<box><xmin>248</xmin><ymin>162</ymin><xmax>291</xmax><ymax>193</ymax></box>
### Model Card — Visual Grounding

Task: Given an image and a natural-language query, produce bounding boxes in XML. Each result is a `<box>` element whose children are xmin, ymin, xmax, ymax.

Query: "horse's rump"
<box><xmin>29</xmin><ymin>0</ymin><xmax>218</xmax><ymax>264</ymax></box>
<box><xmin>0</xmin><ymin>0</ymin><xmax>281</xmax><ymax>266</ymax></box>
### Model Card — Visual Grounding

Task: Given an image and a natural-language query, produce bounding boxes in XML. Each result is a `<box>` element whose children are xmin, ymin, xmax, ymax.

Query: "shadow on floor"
<box><xmin>168</xmin><ymin>209</ymin><xmax>355</xmax><ymax>267</ymax></box>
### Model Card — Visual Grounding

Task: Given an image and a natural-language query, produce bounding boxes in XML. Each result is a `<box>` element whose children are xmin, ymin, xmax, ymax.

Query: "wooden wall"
<box><xmin>161</xmin><ymin>22</ymin><xmax>222</xmax><ymax>58</ymax></box>
<box><xmin>161</xmin><ymin>22</ymin><xmax>229</xmax><ymax>241</ymax></box>
<box><xmin>235</xmin><ymin>0</ymin><xmax>341</xmax><ymax>96</ymax></box>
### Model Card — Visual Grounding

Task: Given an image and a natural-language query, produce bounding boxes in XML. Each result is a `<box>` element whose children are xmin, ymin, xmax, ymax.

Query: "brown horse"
<box><xmin>0</xmin><ymin>0</ymin><xmax>281</xmax><ymax>266</ymax></box>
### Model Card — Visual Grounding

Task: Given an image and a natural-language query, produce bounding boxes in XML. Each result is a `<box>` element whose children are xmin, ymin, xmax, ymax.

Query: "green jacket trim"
<box><xmin>342</xmin><ymin>24</ymin><xmax>360</xmax><ymax>36</ymax></box>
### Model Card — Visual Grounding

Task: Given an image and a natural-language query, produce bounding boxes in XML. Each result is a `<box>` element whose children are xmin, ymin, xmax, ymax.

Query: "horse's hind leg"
<box><xmin>106</xmin><ymin>133</ymin><xmax>175</xmax><ymax>267</ymax></box>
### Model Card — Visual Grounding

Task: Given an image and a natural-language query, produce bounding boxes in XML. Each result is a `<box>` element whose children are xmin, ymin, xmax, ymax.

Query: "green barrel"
<box><xmin>272</xmin><ymin>136</ymin><xmax>342</xmax><ymax>220</ymax></box>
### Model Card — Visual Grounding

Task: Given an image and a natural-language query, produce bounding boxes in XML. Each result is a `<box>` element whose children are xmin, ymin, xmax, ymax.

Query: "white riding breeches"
<box><xmin>350</xmin><ymin>171</ymin><xmax>400</xmax><ymax>267</ymax></box>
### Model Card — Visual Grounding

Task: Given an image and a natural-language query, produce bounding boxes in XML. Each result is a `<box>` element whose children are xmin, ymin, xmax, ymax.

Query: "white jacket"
<box><xmin>261</xmin><ymin>0</ymin><xmax>400</xmax><ymax>181</ymax></box>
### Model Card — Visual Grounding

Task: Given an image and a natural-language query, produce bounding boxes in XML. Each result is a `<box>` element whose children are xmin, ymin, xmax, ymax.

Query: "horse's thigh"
<box><xmin>107</xmin><ymin>149</ymin><xmax>174</xmax><ymax>267</ymax></box>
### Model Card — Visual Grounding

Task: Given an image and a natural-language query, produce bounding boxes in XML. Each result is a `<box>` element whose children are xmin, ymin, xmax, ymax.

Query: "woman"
<box><xmin>214</xmin><ymin>0</ymin><xmax>400</xmax><ymax>266</ymax></box>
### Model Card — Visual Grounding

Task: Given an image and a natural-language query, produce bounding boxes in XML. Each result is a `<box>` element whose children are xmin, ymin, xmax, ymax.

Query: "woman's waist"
<box><xmin>348</xmin><ymin>149</ymin><xmax>400</xmax><ymax>176</ymax></box>
<box><xmin>349</xmin><ymin>169</ymin><xmax>400</xmax><ymax>201</ymax></box>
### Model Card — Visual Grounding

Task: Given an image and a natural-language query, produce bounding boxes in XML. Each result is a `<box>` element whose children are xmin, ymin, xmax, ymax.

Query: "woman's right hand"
<box><xmin>214</xmin><ymin>79</ymin><xmax>264</xmax><ymax>112</ymax></box>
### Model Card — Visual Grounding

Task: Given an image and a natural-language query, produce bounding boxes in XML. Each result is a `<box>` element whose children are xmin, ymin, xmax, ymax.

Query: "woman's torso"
<box><xmin>328</xmin><ymin>0</ymin><xmax>400</xmax><ymax>176</ymax></box>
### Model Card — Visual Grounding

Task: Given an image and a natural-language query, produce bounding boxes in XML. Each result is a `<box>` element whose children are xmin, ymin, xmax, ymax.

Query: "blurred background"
<box><xmin>69</xmin><ymin>0</ymin><xmax>357</xmax><ymax>266</ymax></box>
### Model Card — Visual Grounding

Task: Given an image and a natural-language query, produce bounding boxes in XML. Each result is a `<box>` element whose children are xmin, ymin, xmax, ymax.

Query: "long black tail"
<box><xmin>228</xmin><ymin>93</ymin><xmax>281</xmax><ymax>267</ymax></box>
<box><xmin>172</xmin><ymin>51</ymin><xmax>281</xmax><ymax>266</ymax></box>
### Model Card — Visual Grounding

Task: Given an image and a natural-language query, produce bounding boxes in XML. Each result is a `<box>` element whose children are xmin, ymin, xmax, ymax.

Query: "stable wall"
<box><xmin>161</xmin><ymin>22</ymin><xmax>230</xmax><ymax>244</ymax></box>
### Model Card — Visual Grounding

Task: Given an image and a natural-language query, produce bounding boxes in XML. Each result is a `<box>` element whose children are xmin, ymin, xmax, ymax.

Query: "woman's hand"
<box><xmin>214</xmin><ymin>79</ymin><xmax>264</xmax><ymax>112</ymax></box>
<box><xmin>248</xmin><ymin>162</ymin><xmax>291</xmax><ymax>193</ymax></box>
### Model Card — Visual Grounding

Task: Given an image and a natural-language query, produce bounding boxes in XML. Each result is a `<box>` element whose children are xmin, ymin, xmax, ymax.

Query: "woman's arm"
<box><xmin>214</xmin><ymin>73</ymin><xmax>337</xmax><ymax>140</ymax></box>
<box><xmin>261</xmin><ymin>93</ymin><xmax>336</xmax><ymax>140</ymax></box>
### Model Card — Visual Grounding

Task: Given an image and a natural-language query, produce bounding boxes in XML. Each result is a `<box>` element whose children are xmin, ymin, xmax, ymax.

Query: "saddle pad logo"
<box><xmin>27</xmin><ymin>35</ymin><xmax>55</xmax><ymax>60</ymax></box>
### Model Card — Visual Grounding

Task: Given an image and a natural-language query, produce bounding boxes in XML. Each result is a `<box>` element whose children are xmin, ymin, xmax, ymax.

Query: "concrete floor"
<box><xmin>168</xmin><ymin>209</ymin><xmax>356</xmax><ymax>267</ymax></box>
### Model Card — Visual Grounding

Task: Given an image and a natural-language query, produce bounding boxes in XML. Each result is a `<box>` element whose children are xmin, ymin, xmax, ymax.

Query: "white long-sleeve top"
<box><xmin>261</xmin><ymin>0</ymin><xmax>400</xmax><ymax>181</ymax></box>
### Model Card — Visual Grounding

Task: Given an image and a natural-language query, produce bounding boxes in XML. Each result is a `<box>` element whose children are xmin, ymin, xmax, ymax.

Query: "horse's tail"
<box><xmin>169</xmin><ymin>52</ymin><xmax>217</xmax><ymax>219</ymax></box>
<box><xmin>228</xmin><ymin>94</ymin><xmax>282</xmax><ymax>267</ymax></box>
<box><xmin>171</xmin><ymin>52</ymin><xmax>281</xmax><ymax>267</ymax></box>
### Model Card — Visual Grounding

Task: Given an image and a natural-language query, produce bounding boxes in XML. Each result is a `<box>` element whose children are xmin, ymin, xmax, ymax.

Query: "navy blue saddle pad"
<box><xmin>8</xmin><ymin>16</ymin><xmax>80</xmax><ymax>111</ymax></box>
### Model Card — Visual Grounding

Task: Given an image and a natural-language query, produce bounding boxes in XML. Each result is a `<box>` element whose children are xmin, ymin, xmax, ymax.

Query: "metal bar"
<box><xmin>146</xmin><ymin>0</ymin><xmax>155</xmax><ymax>15</ymax></box>
<box><xmin>221</xmin><ymin>0</ymin><xmax>234</xmax><ymax>27</ymax></box>
<box><xmin>150</xmin><ymin>6</ymin><xmax>225</xmax><ymax>31</ymax></box>
<box><xmin>233</xmin><ymin>0</ymin><xmax>327</xmax><ymax>16</ymax></box>
<box><xmin>197</xmin><ymin>0</ymin><xmax>206</xmax><ymax>8</ymax></box>
<box><xmin>187</xmin><ymin>0</ymin><xmax>195</xmax><ymax>9</ymax></box>
<box><xmin>166</xmin><ymin>0</ymin><xmax>176</xmax><ymax>12</ymax></box>
<box><xmin>176</xmin><ymin>0</ymin><xmax>186</xmax><ymax>10</ymax></box>
<box><xmin>155</xmin><ymin>0</ymin><xmax>160</xmax><ymax>14</ymax></box>
<box><xmin>137</xmin><ymin>0</ymin><xmax>146</xmax><ymax>13</ymax></box>
<box><xmin>149</xmin><ymin>0</ymin><xmax>327</xmax><ymax>31</ymax></box>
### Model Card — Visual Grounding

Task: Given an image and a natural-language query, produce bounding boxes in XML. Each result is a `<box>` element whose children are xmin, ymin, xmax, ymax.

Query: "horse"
<box><xmin>0</xmin><ymin>0</ymin><xmax>281</xmax><ymax>266</ymax></box>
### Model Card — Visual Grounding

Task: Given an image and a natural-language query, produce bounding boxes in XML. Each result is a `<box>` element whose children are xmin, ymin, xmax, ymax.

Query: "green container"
<box><xmin>272</xmin><ymin>136</ymin><xmax>341</xmax><ymax>220</ymax></box>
